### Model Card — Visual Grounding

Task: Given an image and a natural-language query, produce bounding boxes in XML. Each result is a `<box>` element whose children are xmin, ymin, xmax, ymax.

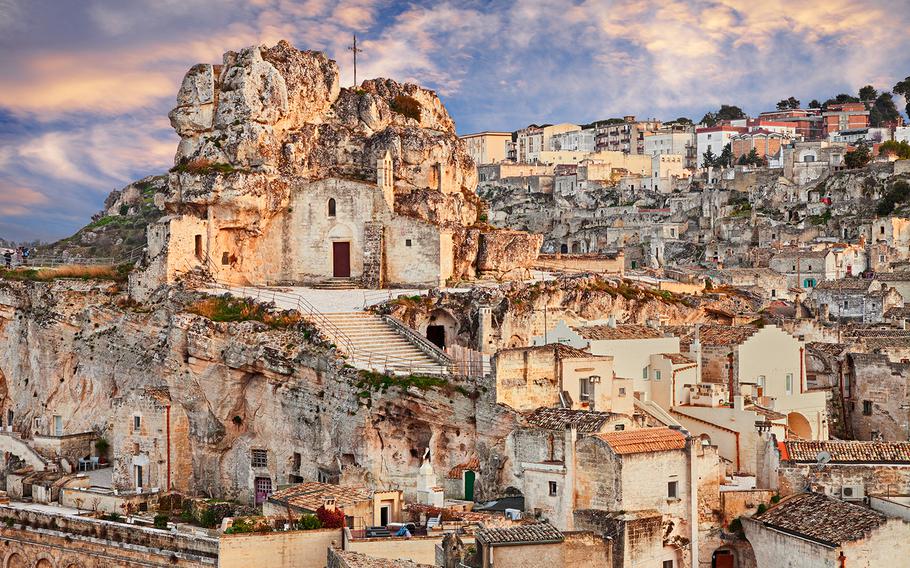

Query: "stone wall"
<box><xmin>778</xmin><ymin>463</ymin><xmax>910</xmax><ymax>498</ymax></box>
<box><xmin>0</xmin><ymin>505</ymin><xmax>217</xmax><ymax>567</ymax></box>
<box><xmin>848</xmin><ymin>354</ymin><xmax>910</xmax><ymax>441</ymax></box>
<box><xmin>219</xmin><ymin>528</ymin><xmax>340</xmax><ymax>568</ymax></box>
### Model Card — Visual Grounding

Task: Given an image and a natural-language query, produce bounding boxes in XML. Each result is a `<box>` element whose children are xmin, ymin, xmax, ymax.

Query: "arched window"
<box><xmin>328</xmin><ymin>198</ymin><xmax>336</xmax><ymax>217</ymax></box>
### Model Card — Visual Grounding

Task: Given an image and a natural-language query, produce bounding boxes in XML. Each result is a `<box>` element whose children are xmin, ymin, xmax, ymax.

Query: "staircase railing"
<box><xmin>177</xmin><ymin>255</ymin><xmax>456</xmax><ymax>377</ymax></box>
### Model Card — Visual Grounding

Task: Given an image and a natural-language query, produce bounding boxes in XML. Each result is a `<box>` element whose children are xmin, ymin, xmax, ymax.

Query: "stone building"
<box><xmin>263</xmin><ymin>481</ymin><xmax>402</xmax><ymax>531</ymax></box>
<box><xmin>471</xmin><ymin>522</ymin><xmax>611</xmax><ymax>568</ymax></box>
<box><xmin>781</xmin><ymin>141</ymin><xmax>848</xmax><ymax>185</ymax></box>
<box><xmin>492</xmin><ymin>344</ymin><xmax>633</xmax><ymax>414</ymax></box>
<box><xmin>572</xmin><ymin>427</ymin><xmax>720</xmax><ymax>568</ymax></box>
<box><xmin>847</xmin><ymin>353</ymin><xmax>910</xmax><ymax>441</ymax></box>
<box><xmin>743</xmin><ymin>492</ymin><xmax>910</xmax><ymax>568</ymax></box>
<box><xmin>459</xmin><ymin>131</ymin><xmax>512</xmax><ymax>165</ymax></box>
<box><xmin>108</xmin><ymin>387</ymin><xmax>192</xmax><ymax>495</ymax></box>
<box><xmin>769</xmin><ymin>249</ymin><xmax>833</xmax><ymax>289</ymax></box>
<box><xmin>777</xmin><ymin>440</ymin><xmax>910</xmax><ymax>498</ymax></box>
<box><xmin>810</xmin><ymin>278</ymin><xmax>902</xmax><ymax>323</ymax></box>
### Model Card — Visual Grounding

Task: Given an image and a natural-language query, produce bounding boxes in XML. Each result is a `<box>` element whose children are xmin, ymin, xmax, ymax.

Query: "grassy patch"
<box><xmin>170</xmin><ymin>157</ymin><xmax>241</xmax><ymax>176</ymax></box>
<box><xmin>390</xmin><ymin>94</ymin><xmax>422</xmax><ymax>121</ymax></box>
<box><xmin>0</xmin><ymin>264</ymin><xmax>132</xmax><ymax>283</ymax></box>
<box><xmin>808</xmin><ymin>210</ymin><xmax>832</xmax><ymax>225</ymax></box>
<box><xmin>186</xmin><ymin>294</ymin><xmax>302</xmax><ymax>329</ymax></box>
<box><xmin>355</xmin><ymin>369</ymin><xmax>469</xmax><ymax>398</ymax></box>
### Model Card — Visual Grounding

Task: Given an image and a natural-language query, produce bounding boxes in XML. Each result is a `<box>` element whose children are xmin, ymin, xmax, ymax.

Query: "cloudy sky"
<box><xmin>1</xmin><ymin>0</ymin><xmax>909</xmax><ymax>242</ymax></box>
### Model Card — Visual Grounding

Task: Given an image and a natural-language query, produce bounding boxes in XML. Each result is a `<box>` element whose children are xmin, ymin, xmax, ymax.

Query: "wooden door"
<box><xmin>333</xmin><ymin>242</ymin><xmax>351</xmax><ymax>277</ymax></box>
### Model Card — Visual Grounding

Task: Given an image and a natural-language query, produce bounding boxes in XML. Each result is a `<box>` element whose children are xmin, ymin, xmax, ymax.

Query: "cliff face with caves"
<box><xmin>0</xmin><ymin>280</ymin><xmax>518</xmax><ymax>501</ymax></box>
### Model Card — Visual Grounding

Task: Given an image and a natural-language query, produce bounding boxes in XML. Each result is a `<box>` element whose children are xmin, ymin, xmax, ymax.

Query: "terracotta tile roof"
<box><xmin>884</xmin><ymin>306</ymin><xmax>910</xmax><ymax>319</ymax></box>
<box><xmin>806</xmin><ymin>342</ymin><xmax>846</xmax><ymax>358</ymax></box>
<box><xmin>446</xmin><ymin>457</ymin><xmax>480</xmax><ymax>480</ymax></box>
<box><xmin>661</xmin><ymin>353</ymin><xmax>695</xmax><ymax>365</ymax></box>
<box><xmin>748</xmin><ymin>404</ymin><xmax>786</xmax><ymax>421</ymax></box>
<box><xmin>782</xmin><ymin>440</ymin><xmax>910</xmax><ymax>464</ymax></box>
<box><xmin>843</xmin><ymin>326</ymin><xmax>910</xmax><ymax>338</ymax></box>
<box><xmin>573</xmin><ymin>324</ymin><xmax>665</xmax><ymax>340</ymax></box>
<box><xmin>876</xmin><ymin>271</ymin><xmax>910</xmax><ymax>282</ymax></box>
<box><xmin>863</xmin><ymin>336</ymin><xmax>910</xmax><ymax>350</ymax></box>
<box><xmin>500</xmin><ymin>343</ymin><xmax>594</xmax><ymax>359</ymax></box>
<box><xmin>331</xmin><ymin>550</ymin><xmax>433</xmax><ymax>568</ymax></box>
<box><xmin>814</xmin><ymin>277</ymin><xmax>876</xmax><ymax>291</ymax></box>
<box><xmin>524</xmin><ymin>407</ymin><xmax>619</xmax><ymax>433</ymax></box>
<box><xmin>267</xmin><ymin>482</ymin><xmax>372</xmax><ymax>512</ymax></box>
<box><xmin>679</xmin><ymin>324</ymin><xmax>759</xmax><ymax>346</ymax></box>
<box><xmin>476</xmin><ymin>522</ymin><xmax>564</xmax><ymax>546</ymax></box>
<box><xmin>754</xmin><ymin>492</ymin><xmax>886</xmax><ymax>546</ymax></box>
<box><xmin>592</xmin><ymin>427</ymin><xmax>686</xmax><ymax>455</ymax></box>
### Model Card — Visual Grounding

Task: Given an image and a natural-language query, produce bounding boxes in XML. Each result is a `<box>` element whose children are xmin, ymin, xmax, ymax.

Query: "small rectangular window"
<box><xmin>668</xmin><ymin>481</ymin><xmax>678</xmax><ymax>499</ymax></box>
<box><xmin>863</xmin><ymin>400</ymin><xmax>873</xmax><ymax>415</ymax></box>
<box><xmin>663</xmin><ymin>561</ymin><xmax>674</xmax><ymax>568</ymax></box>
<box><xmin>615</xmin><ymin>424</ymin><xmax>625</xmax><ymax>431</ymax></box>
<box><xmin>133</xmin><ymin>416</ymin><xmax>141</xmax><ymax>432</ymax></box>
<box><xmin>654</xmin><ymin>370</ymin><xmax>661</xmax><ymax>381</ymax></box>
<box><xmin>549</xmin><ymin>481</ymin><xmax>558</xmax><ymax>496</ymax></box>
<box><xmin>618</xmin><ymin>387</ymin><xmax>627</xmax><ymax>397</ymax></box>
<box><xmin>785</xmin><ymin>374</ymin><xmax>793</xmax><ymax>395</ymax></box>
<box><xmin>194</xmin><ymin>234</ymin><xmax>203</xmax><ymax>259</ymax></box>
<box><xmin>642</xmin><ymin>367</ymin><xmax>649</xmax><ymax>380</ymax></box>
<box><xmin>251</xmin><ymin>449</ymin><xmax>268</xmax><ymax>468</ymax></box>
<box><xmin>405</xmin><ymin>239</ymin><xmax>412</xmax><ymax>247</ymax></box>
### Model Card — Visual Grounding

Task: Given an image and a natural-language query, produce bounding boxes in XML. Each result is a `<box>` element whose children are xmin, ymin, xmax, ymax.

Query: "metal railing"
<box><xmin>177</xmin><ymin>255</ymin><xmax>457</xmax><ymax>377</ymax></box>
<box><xmin>2</xmin><ymin>244</ymin><xmax>147</xmax><ymax>270</ymax></box>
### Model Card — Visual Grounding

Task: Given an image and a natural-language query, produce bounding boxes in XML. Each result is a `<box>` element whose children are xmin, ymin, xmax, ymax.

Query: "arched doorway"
<box><xmin>35</xmin><ymin>560</ymin><xmax>53</xmax><ymax>568</ymax></box>
<box><xmin>787</xmin><ymin>412</ymin><xmax>812</xmax><ymax>439</ymax></box>
<box><xmin>425</xmin><ymin>309</ymin><xmax>457</xmax><ymax>349</ymax></box>
<box><xmin>6</xmin><ymin>553</ymin><xmax>25</xmax><ymax>568</ymax></box>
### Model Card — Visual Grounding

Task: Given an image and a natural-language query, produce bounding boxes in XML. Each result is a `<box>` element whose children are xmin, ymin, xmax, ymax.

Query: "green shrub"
<box><xmin>154</xmin><ymin>514</ymin><xmax>169</xmax><ymax>529</ymax></box>
<box><xmin>199</xmin><ymin>508</ymin><xmax>219</xmax><ymax>528</ymax></box>
<box><xmin>756</xmin><ymin>503</ymin><xmax>768</xmax><ymax>515</ymax></box>
<box><xmin>771</xmin><ymin>494</ymin><xmax>781</xmax><ymax>504</ymax></box>
<box><xmin>390</xmin><ymin>95</ymin><xmax>422</xmax><ymax>121</ymax></box>
<box><xmin>103</xmin><ymin>513</ymin><xmax>123</xmax><ymax>523</ymax></box>
<box><xmin>299</xmin><ymin>514</ymin><xmax>322</xmax><ymax>530</ymax></box>
<box><xmin>186</xmin><ymin>294</ymin><xmax>302</xmax><ymax>329</ymax></box>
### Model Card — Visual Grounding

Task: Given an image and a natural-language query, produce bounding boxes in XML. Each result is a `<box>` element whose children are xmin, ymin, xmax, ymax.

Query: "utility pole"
<box><xmin>348</xmin><ymin>34</ymin><xmax>363</xmax><ymax>87</ymax></box>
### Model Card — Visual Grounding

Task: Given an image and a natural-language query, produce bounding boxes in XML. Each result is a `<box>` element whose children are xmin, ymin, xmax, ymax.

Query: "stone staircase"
<box><xmin>311</xmin><ymin>278</ymin><xmax>360</xmax><ymax>290</ymax></box>
<box><xmin>0</xmin><ymin>431</ymin><xmax>54</xmax><ymax>472</ymax></box>
<box><xmin>321</xmin><ymin>312</ymin><xmax>451</xmax><ymax>375</ymax></box>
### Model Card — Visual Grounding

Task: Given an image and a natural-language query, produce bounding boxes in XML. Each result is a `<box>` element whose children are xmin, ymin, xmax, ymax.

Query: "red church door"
<box><xmin>333</xmin><ymin>242</ymin><xmax>351</xmax><ymax>277</ymax></box>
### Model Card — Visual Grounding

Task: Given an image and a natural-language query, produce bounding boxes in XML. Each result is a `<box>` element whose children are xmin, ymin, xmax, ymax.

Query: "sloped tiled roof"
<box><xmin>876</xmin><ymin>271</ymin><xmax>910</xmax><ymax>282</ymax></box>
<box><xmin>500</xmin><ymin>343</ymin><xmax>595</xmax><ymax>359</ymax></box>
<box><xmin>691</xmin><ymin>324</ymin><xmax>759</xmax><ymax>346</ymax></box>
<box><xmin>754</xmin><ymin>492</ymin><xmax>886</xmax><ymax>546</ymax></box>
<box><xmin>446</xmin><ymin>457</ymin><xmax>479</xmax><ymax>480</ymax></box>
<box><xmin>661</xmin><ymin>352</ymin><xmax>695</xmax><ymax>365</ymax></box>
<box><xmin>592</xmin><ymin>427</ymin><xmax>686</xmax><ymax>455</ymax></box>
<box><xmin>782</xmin><ymin>440</ymin><xmax>910</xmax><ymax>464</ymax></box>
<box><xmin>814</xmin><ymin>278</ymin><xmax>874</xmax><ymax>291</ymax></box>
<box><xmin>476</xmin><ymin>522</ymin><xmax>564</xmax><ymax>546</ymax></box>
<box><xmin>524</xmin><ymin>407</ymin><xmax>619</xmax><ymax>433</ymax></box>
<box><xmin>573</xmin><ymin>324</ymin><xmax>665</xmax><ymax>340</ymax></box>
<box><xmin>267</xmin><ymin>482</ymin><xmax>372</xmax><ymax>512</ymax></box>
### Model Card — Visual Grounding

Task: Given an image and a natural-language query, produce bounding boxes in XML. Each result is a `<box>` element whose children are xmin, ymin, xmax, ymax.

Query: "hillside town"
<box><xmin>1</xmin><ymin>38</ymin><xmax>910</xmax><ymax>568</ymax></box>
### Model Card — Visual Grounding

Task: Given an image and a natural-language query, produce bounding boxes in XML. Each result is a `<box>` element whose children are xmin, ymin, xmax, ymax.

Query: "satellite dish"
<box><xmin>816</xmin><ymin>451</ymin><xmax>831</xmax><ymax>466</ymax></box>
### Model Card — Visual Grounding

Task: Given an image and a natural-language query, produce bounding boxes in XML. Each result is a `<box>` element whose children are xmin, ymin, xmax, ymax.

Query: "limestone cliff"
<box><xmin>0</xmin><ymin>280</ymin><xmax>518</xmax><ymax>502</ymax></box>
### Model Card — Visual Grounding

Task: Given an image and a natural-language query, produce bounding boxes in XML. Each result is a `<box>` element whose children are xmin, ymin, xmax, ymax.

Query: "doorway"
<box><xmin>712</xmin><ymin>549</ymin><xmax>734</xmax><ymax>568</ymax></box>
<box><xmin>380</xmin><ymin>505</ymin><xmax>390</xmax><ymax>526</ymax></box>
<box><xmin>333</xmin><ymin>242</ymin><xmax>351</xmax><ymax>277</ymax></box>
<box><xmin>464</xmin><ymin>470</ymin><xmax>476</xmax><ymax>501</ymax></box>
<box><xmin>427</xmin><ymin>325</ymin><xmax>446</xmax><ymax>349</ymax></box>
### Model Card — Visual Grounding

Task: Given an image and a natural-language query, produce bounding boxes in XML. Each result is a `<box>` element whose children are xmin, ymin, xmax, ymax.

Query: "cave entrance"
<box><xmin>427</xmin><ymin>325</ymin><xmax>446</xmax><ymax>349</ymax></box>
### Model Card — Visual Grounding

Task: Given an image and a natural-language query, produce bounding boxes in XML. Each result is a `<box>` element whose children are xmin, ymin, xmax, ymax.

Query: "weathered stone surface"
<box><xmin>476</xmin><ymin>230</ymin><xmax>544</xmax><ymax>277</ymax></box>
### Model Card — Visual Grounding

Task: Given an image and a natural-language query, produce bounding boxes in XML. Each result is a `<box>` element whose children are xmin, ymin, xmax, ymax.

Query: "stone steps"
<box><xmin>311</xmin><ymin>278</ymin><xmax>360</xmax><ymax>290</ymax></box>
<box><xmin>320</xmin><ymin>312</ymin><xmax>449</xmax><ymax>374</ymax></box>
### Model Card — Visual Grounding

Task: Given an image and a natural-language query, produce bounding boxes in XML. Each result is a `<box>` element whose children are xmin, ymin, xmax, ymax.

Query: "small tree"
<box><xmin>299</xmin><ymin>514</ymin><xmax>322</xmax><ymax>530</ymax></box>
<box><xmin>859</xmin><ymin>84</ymin><xmax>878</xmax><ymax>102</ymax></box>
<box><xmin>746</xmin><ymin>147</ymin><xmax>761</xmax><ymax>166</ymax></box>
<box><xmin>893</xmin><ymin>76</ymin><xmax>910</xmax><ymax>118</ymax></box>
<box><xmin>845</xmin><ymin>145</ymin><xmax>871</xmax><ymax>169</ymax></box>
<box><xmin>702</xmin><ymin>148</ymin><xmax>718</xmax><ymax>168</ymax></box>
<box><xmin>808</xmin><ymin>99</ymin><xmax>821</xmax><ymax>109</ymax></box>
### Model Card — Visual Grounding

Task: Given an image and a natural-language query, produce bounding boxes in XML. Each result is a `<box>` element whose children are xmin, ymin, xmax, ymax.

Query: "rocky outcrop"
<box><xmin>148</xmin><ymin>40</ymin><xmax>535</xmax><ymax>287</ymax></box>
<box><xmin>0</xmin><ymin>280</ymin><xmax>517</xmax><ymax>501</ymax></box>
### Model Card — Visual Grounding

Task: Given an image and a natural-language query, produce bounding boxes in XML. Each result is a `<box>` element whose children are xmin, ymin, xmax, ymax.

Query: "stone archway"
<box><xmin>35</xmin><ymin>559</ymin><xmax>54</xmax><ymax>568</ymax></box>
<box><xmin>787</xmin><ymin>412</ymin><xmax>812</xmax><ymax>439</ymax></box>
<box><xmin>5</xmin><ymin>553</ymin><xmax>26</xmax><ymax>568</ymax></box>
